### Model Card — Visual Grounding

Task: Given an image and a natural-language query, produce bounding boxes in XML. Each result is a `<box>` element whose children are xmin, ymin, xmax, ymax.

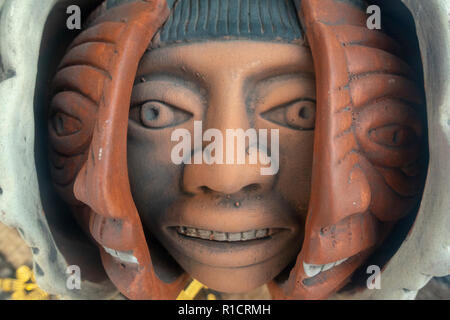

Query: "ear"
<box><xmin>49</xmin><ymin>0</ymin><xmax>188</xmax><ymax>299</ymax></box>
<box><xmin>269</xmin><ymin>0</ymin><xmax>426</xmax><ymax>300</ymax></box>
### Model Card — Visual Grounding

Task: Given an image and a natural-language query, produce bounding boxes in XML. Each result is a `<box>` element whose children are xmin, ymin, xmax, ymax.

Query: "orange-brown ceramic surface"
<box><xmin>269</xmin><ymin>0</ymin><xmax>425</xmax><ymax>299</ymax></box>
<box><xmin>49</xmin><ymin>0</ymin><xmax>188</xmax><ymax>299</ymax></box>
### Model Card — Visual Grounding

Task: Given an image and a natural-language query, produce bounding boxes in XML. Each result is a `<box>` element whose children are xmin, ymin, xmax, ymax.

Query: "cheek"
<box><xmin>255</xmin><ymin>118</ymin><xmax>315</xmax><ymax>214</ymax></box>
<box><xmin>276</xmin><ymin>130</ymin><xmax>315</xmax><ymax>213</ymax></box>
<box><xmin>127</xmin><ymin>125</ymin><xmax>183</xmax><ymax>229</ymax></box>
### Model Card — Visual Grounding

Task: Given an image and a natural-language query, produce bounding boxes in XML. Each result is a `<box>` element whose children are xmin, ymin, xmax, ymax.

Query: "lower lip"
<box><xmin>165</xmin><ymin>227</ymin><xmax>295</xmax><ymax>268</ymax></box>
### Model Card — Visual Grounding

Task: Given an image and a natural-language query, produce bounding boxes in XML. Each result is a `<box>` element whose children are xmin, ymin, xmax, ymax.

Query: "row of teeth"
<box><xmin>103</xmin><ymin>246</ymin><xmax>139</xmax><ymax>265</ymax></box>
<box><xmin>303</xmin><ymin>258</ymin><xmax>349</xmax><ymax>278</ymax></box>
<box><xmin>176</xmin><ymin>227</ymin><xmax>275</xmax><ymax>242</ymax></box>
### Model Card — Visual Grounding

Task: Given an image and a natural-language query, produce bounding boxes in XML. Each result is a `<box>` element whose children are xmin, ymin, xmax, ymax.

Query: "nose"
<box><xmin>183</xmin><ymin>159</ymin><xmax>275</xmax><ymax>195</ymax></box>
<box><xmin>182</xmin><ymin>79</ymin><xmax>276</xmax><ymax>195</ymax></box>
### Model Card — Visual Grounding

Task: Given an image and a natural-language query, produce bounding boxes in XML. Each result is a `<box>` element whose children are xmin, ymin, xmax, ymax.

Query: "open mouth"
<box><xmin>166</xmin><ymin>225</ymin><xmax>298</xmax><ymax>269</ymax></box>
<box><xmin>174</xmin><ymin>226</ymin><xmax>285</xmax><ymax>242</ymax></box>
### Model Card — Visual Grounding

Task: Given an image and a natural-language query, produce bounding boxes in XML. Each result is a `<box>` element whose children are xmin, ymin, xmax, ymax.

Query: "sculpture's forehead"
<box><xmin>138</xmin><ymin>41</ymin><xmax>314</xmax><ymax>81</ymax></box>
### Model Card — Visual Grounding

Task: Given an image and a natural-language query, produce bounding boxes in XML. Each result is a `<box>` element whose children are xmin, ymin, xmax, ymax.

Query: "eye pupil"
<box><xmin>143</xmin><ymin>105</ymin><xmax>160</xmax><ymax>121</ymax></box>
<box><xmin>298</xmin><ymin>106</ymin><xmax>312</xmax><ymax>119</ymax></box>
<box><xmin>392</xmin><ymin>130</ymin><xmax>401</xmax><ymax>144</ymax></box>
<box><xmin>393</xmin><ymin>131</ymin><xmax>399</xmax><ymax>144</ymax></box>
<box><xmin>131</xmin><ymin>101</ymin><xmax>192</xmax><ymax>129</ymax></box>
<box><xmin>54</xmin><ymin>114</ymin><xmax>64</xmax><ymax>133</ymax></box>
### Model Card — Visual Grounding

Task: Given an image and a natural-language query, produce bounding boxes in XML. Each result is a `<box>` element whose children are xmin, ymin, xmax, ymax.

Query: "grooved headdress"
<box><xmin>108</xmin><ymin>0</ymin><xmax>304</xmax><ymax>47</ymax></box>
<box><xmin>155</xmin><ymin>0</ymin><xmax>303</xmax><ymax>46</ymax></box>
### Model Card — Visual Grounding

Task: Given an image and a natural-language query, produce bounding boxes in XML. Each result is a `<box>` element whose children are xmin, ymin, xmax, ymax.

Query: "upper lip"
<box><xmin>162</xmin><ymin>197</ymin><xmax>302</xmax><ymax>234</ymax></box>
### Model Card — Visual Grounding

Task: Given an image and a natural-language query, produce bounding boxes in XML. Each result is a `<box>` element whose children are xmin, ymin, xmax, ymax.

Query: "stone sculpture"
<box><xmin>0</xmin><ymin>0</ymin><xmax>448</xmax><ymax>300</ymax></box>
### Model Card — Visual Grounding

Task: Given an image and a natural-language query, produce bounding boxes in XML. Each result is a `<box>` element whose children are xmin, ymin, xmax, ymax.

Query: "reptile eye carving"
<box><xmin>369</xmin><ymin>124</ymin><xmax>417</xmax><ymax>148</ymax></box>
<box><xmin>51</xmin><ymin>112</ymin><xmax>82</xmax><ymax>136</ymax></box>
<box><xmin>354</xmin><ymin>100</ymin><xmax>423</xmax><ymax>168</ymax></box>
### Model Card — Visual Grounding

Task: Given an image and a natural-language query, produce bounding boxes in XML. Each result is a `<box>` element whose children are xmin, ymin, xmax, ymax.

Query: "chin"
<box><xmin>168</xmin><ymin>245</ymin><xmax>301</xmax><ymax>293</ymax></box>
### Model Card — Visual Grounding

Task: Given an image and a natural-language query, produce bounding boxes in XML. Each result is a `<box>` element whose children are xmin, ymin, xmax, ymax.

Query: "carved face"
<box><xmin>127</xmin><ymin>41</ymin><xmax>315</xmax><ymax>292</ymax></box>
<box><xmin>47</xmin><ymin>0</ymin><xmax>427</xmax><ymax>300</ymax></box>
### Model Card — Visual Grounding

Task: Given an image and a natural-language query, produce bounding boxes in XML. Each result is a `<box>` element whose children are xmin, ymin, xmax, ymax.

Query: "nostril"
<box><xmin>199</xmin><ymin>186</ymin><xmax>213</xmax><ymax>194</ymax></box>
<box><xmin>198</xmin><ymin>184</ymin><xmax>260</xmax><ymax>195</ymax></box>
<box><xmin>242</xmin><ymin>183</ymin><xmax>261</xmax><ymax>193</ymax></box>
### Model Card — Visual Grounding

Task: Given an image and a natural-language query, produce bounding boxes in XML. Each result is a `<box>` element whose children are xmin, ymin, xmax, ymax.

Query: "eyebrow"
<box><xmin>250</xmin><ymin>61</ymin><xmax>315</xmax><ymax>84</ymax></box>
<box><xmin>138</xmin><ymin>61</ymin><xmax>312</xmax><ymax>86</ymax></box>
<box><xmin>135</xmin><ymin>72</ymin><xmax>206</xmax><ymax>99</ymax></box>
<box><xmin>136</xmin><ymin>57</ymin><xmax>210</xmax><ymax>91</ymax></box>
<box><xmin>253</xmin><ymin>71</ymin><xmax>315</xmax><ymax>89</ymax></box>
<box><xmin>137</xmin><ymin>47</ymin><xmax>314</xmax><ymax>86</ymax></box>
<box><xmin>245</xmin><ymin>72</ymin><xmax>315</xmax><ymax>118</ymax></box>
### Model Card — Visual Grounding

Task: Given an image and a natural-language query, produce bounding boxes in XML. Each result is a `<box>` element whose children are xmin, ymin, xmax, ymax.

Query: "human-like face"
<box><xmin>127</xmin><ymin>41</ymin><xmax>315</xmax><ymax>293</ymax></box>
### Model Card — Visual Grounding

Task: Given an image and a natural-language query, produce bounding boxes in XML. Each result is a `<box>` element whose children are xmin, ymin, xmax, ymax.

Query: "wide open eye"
<box><xmin>129</xmin><ymin>101</ymin><xmax>192</xmax><ymax>129</ymax></box>
<box><xmin>261</xmin><ymin>100</ymin><xmax>316</xmax><ymax>130</ymax></box>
